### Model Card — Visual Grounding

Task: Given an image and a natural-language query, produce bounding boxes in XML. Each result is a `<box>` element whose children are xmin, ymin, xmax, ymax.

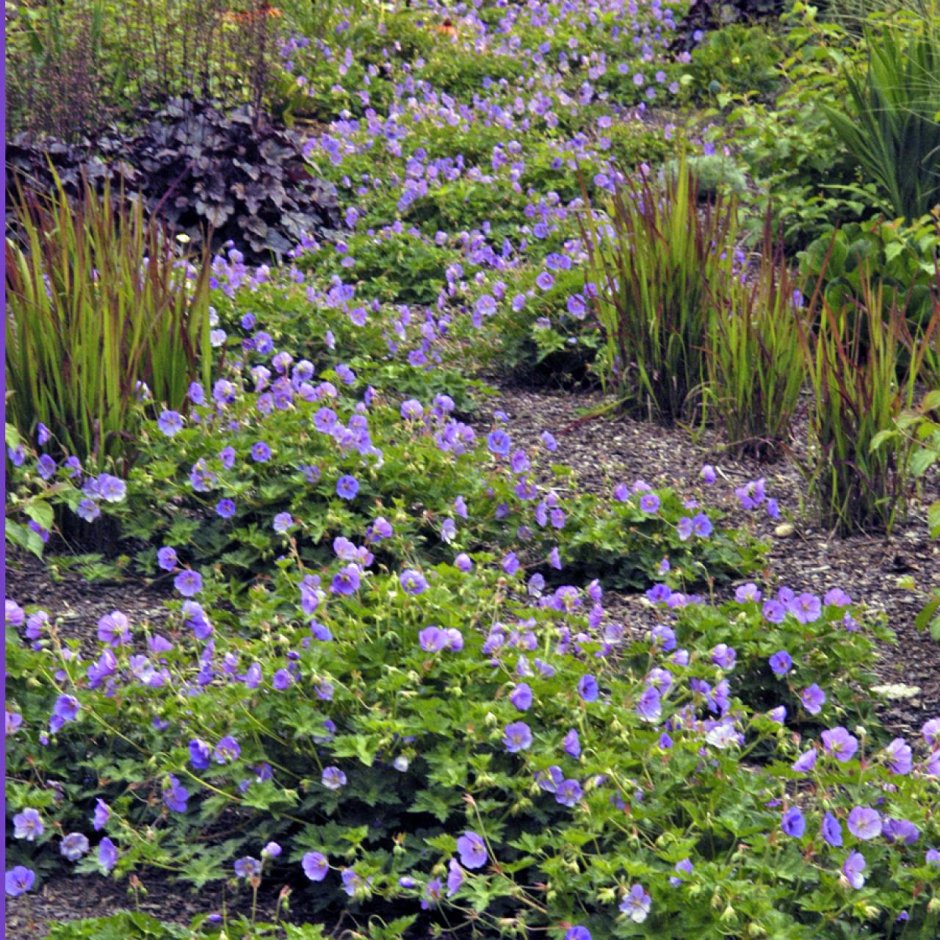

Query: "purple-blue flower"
<box><xmin>800</xmin><ymin>684</ymin><xmax>826</xmax><ymax>715</ymax></box>
<box><xmin>884</xmin><ymin>737</ymin><xmax>913</xmax><ymax>775</ymax></box>
<box><xmin>92</xmin><ymin>799</ymin><xmax>110</xmax><ymax>832</ymax></box>
<box><xmin>456</xmin><ymin>831</ymin><xmax>487</xmax><ymax>869</ymax></box>
<box><xmin>821</xmin><ymin>727</ymin><xmax>858</xmax><ymax>763</ymax></box>
<box><xmin>769</xmin><ymin>650</ymin><xmax>792</xmax><ymax>677</ymax></box>
<box><xmin>331</xmin><ymin>564</ymin><xmax>361</xmax><ymax>596</ymax></box>
<box><xmin>251</xmin><ymin>441</ymin><xmax>272</xmax><ymax>463</ymax></box>
<box><xmin>847</xmin><ymin>806</ymin><xmax>882</xmax><ymax>841</ymax></box>
<box><xmin>555</xmin><ymin>778</ymin><xmax>583</xmax><ymax>807</ymax></box>
<box><xmin>400</xmin><ymin>569</ymin><xmax>428</xmax><ymax>595</ymax></box>
<box><xmin>578</xmin><ymin>674</ymin><xmax>599</xmax><ymax>703</ymax></box>
<box><xmin>303</xmin><ymin>852</ymin><xmax>329</xmax><ymax>881</ymax></box>
<box><xmin>509</xmin><ymin>683</ymin><xmax>533</xmax><ymax>711</ymax></box>
<box><xmin>563</xmin><ymin>728</ymin><xmax>581</xmax><ymax>758</ymax></box>
<box><xmin>486</xmin><ymin>429</ymin><xmax>511</xmax><ymax>456</ymax></box>
<box><xmin>636</xmin><ymin>686</ymin><xmax>662</xmax><ymax>723</ymax></box>
<box><xmin>97</xmin><ymin>610</ymin><xmax>131</xmax><ymax>647</ymax></box>
<box><xmin>620</xmin><ymin>884</ymin><xmax>652</xmax><ymax>922</ymax></box>
<box><xmin>446</xmin><ymin>858</ymin><xmax>464</xmax><ymax>896</ymax></box>
<box><xmin>711</xmin><ymin>644</ymin><xmax>736</xmax><ymax>670</ymax></box>
<box><xmin>189</xmin><ymin>738</ymin><xmax>212</xmax><ymax>770</ymax></box>
<box><xmin>61</xmin><ymin>832</ymin><xmax>90</xmax><ymax>861</ymax></box>
<box><xmin>792</xmin><ymin>748</ymin><xmax>817</xmax><ymax>773</ymax></box>
<box><xmin>336</xmin><ymin>475</ymin><xmax>359</xmax><ymax>500</ymax></box>
<box><xmin>781</xmin><ymin>807</ymin><xmax>806</xmax><ymax>838</ymax></box>
<box><xmin>322</xmin><ymin>766</ymin><xmax>347</xmax><ymax>790</ymax></box>
<box><xmin>50</xmin><ymin>694</ymin><xmax>80</xmax><ymax>731</ymax></box>
<box><xmin>174</xmin><ymin>569</ymin><xmax>203</xmax><ymax>597</ymax></box>
<box><xmin>235</xmin><ymin>857</ymin><xmax>262</xmax><ymax>879</ymax></box>
<box><xmin>157</xmin><ymin>410</ymin><xmax>184</xmax><ymax>437</ymax></box>
<box><xmin>883</xmin><ymin>818</ymin><xmax>920</xmax><ymax>845</ymax></box>
<box><xmin>842</xmin><ymin>851</ymin><xmax>866</xmax><ymax>889</ymax></box>
<box><xmin>789</xmin><ymin>592</ymin><xmax>822</xmax><ymax>624</ymax></box>
<box><xmin>565</xmin><ymin>929</ymin><xmax>591</xmax><ymax>940</ymax></box>
<box><xmin>13</xmin><ymin>808</ymin><xmax>43</xmax><ymax>841</ymax></box>
<box><xmin>639</xmin><ymin>492</ymin><xmax>660</xmax><ymax>513</ymax></box>
<box><xmin>503</xmin><ymin>721</ymin><xmax>533</xmax><ymax>753</ymax></box>
<box><xmin>822</xmin><ymin>812</ymin><xmax>843</xmax><ymax>847</ymax></box>
<box><xmin>214</xmin><ymin>735</ymin><xmax>241</xmax><ymax>764</ymax></box>
<box><xmin>5</xmin><ymin>866</ymin><xmax>35</xmax><ymax>897</ymax></box>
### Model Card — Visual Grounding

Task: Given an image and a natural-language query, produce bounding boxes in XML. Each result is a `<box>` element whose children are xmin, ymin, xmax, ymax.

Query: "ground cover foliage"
<box><xmin>5</xmin><ymin>0</ymin><xmax>940</xmax><ymax>937</ymax></box>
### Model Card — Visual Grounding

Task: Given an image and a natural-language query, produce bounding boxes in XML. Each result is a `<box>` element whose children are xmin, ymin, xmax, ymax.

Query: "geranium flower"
<box><xmin>302</xmin><ymin>852</ymin><xmax>329</xmax><ymax>881</ymax></box>
<box><xmin>60</xmin><ymin>832</ymin><xmax>90</xmax><ymax>861</ymax></box>
<box><xmin>503</xmin><ymin>721</ymin><xmax>532</xmax><ymax>753</ymax></box>
<box><xmin>5</xmin><ymin>866</ymin><xmax>35</xmax><ymax>897</ymax></box>
<box><xmin>620</xmin><ymin>884</ymin><xmax>651</xmax><ymax>923</ymax></box>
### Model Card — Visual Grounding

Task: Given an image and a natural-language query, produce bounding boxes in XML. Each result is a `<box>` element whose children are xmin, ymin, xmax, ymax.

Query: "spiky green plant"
<box><xmin>796</xmin><ymin>255</ymin><xmax>940</xmax><ymax>534</ymax></box>
<box><xmin>824</xmin><ymin>12</ymin><xmax>940</xmax><ymax>221</ymax></box>
<box><xmin>580</xmin><ymin>160</ymin><xmax>740</xmax><ymax>425</ymax></box>
<box><xmin>704</xmin><ymin>219</ymin><xmax>806</xmax><ymax>460</ymax></box>
<box><xmin>5</xmin><ymin>171</ymin><xmax>213</xmax><ymax>475</ymax></box>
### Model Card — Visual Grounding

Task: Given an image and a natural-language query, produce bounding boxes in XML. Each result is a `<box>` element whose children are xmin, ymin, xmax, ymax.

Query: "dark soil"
<box><xmin>5</xmin><ymin>381</ymin><xmax>940</xmax><ymax>938</ymax></box>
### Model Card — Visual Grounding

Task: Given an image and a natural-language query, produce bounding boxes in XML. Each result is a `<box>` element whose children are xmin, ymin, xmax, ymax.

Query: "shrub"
<box><xmin>4</xmin><ymin>172</ymin><xmax>212</xmax><ymax>476</ymax></box>
<box><xmin>662</xmin><ymin>153</ymin><xmax>750</xmax><ymax>202</ymax></box>
<box><xmin>67</xmin><ymin>301</ymin><xmax>760</xmax><ymax>590</ymax></box>
<box><xmin>716</xmin><ymin>7</ymin><xmax>873</xmax><ymax>252</ymax></box>
<box><xmin>4</xmin><ymin>425</ymin><xmax>61</xmax><ymax>559</ymax></box>
<box><xmin>682</xmin><ymin>24</ymin><xmax>785</xmax><ymax>102</ymax></box>
<box><xmin>127</xmin><ymin>97</ymin><xmax>342</xmax><ymax>260</ymax></box>
<box><xmin>580</xmin><ymin>159</ymin><xmax>740</xmax><ymax>425</ymax></box>
<box><xmin>820</xmin><ymin>0</ymin><xmax>936</xmax><ymax>31</ymax></box>
<box><xmin>799</xmin><ymin>213</ymin><xmax>940</xmax><ymax>383</ymax></box>
<box><xmin>6</xmin><ymin>99</ymin><xmax>343</xmax><ymax>264</ymax></box>
<box><xmin>4</xmin><ymin>0</ymin><xmax>107</xmax><ymax>141</ymax></box>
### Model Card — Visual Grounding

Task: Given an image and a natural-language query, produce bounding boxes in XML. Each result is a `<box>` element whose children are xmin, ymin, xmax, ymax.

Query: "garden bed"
<box><xmin>6</xmin><ymin>0</ymin><xmax>940</xmax><ymax>937</ymax></box>
<box><xmin>7</xmin><ymin>381</ymin><xmax>940</xmax><ymax>938</ymax></box>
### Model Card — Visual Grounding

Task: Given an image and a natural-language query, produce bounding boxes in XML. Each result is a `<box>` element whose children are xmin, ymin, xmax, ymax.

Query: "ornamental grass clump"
<box><xmin>704</xmin><ymin>219</ymin><xmax>806</xmax><ymax>460</ymax></box>
<box><xmin>5</xmin><ymin>172</ymin><xmax>212</xmax><ymax>476</ymax></box>
<box><xmin>581</xmin><ymin>159</ymin><xmax>740</xmax><ymax>425</ymax></box>
<box><xmin>797</xmin><ymin>257</ymin><xmax>940</xmax><ymax>535</ymax></box>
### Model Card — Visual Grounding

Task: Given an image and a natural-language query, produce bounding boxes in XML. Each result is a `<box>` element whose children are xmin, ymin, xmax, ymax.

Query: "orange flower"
<box><xmin>222</xmin><ymin>4</ymin><xmax>282</xmax><ymax>25</ymax></box>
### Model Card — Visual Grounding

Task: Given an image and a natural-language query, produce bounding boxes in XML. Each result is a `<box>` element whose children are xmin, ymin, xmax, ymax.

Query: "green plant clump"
<box><xmin>4</xmin><ymin>173</ymin><xmax>212</xmax><ymax>475</ymax></box>
<box><xmin>824</xmin><ymin>15</ymin><xmax>940</xmax><ymax>222</ymax></box>
<box><xmin>581</xmin><ymin>159</ymin><xmax>741</xmax><ymax>425</ymax></box>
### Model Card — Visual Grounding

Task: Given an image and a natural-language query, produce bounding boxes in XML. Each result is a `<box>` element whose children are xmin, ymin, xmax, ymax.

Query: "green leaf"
<box><xmin>929</xmin><ymin>617</ymin><xmax>940</xmax><ymax>642</ymax></box>
<box><xmin>47</xmin><ymin>912</ymin><xmax>190</xmax><ymax>939</ymax></box>
<box><xmin>24</xmin><ymin>499</ymin><xmax>55</xmax><ymax>530</ymax></box>
<box><xmin>915</xmin><ymin>593</ymin><xmax>940</xmax><ymax>633</ymax></box>
<box><xmin>927</xmin><ymin>500</ymin><xmax>940</xmax><ymax>539</ymax></box>
<box><xmin>6</xmin><ymin>519</ymin><xmax>45</xmax><ymax>557</ymax></box>
<box><xmin>911</xmin><ymin>448</ymin><xmax>938</xmax><ymax>477</ymax></box>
